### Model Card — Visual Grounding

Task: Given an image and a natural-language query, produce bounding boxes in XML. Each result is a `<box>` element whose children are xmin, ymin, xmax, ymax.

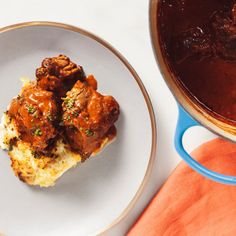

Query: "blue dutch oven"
<box><xmin>150</xmin><ymin>0</ymin><xmax>236</xmax><ymax>185</ymax></box>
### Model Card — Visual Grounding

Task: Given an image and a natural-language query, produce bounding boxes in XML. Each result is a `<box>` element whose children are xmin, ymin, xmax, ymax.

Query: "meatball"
<box><xmin>36</xmin><ymin>55</ymin><xmax>85</xmax><ymax>98</ymax></box>
<box><xmin>8</xmin><ymin>83</ymin><xmax>59</xmax><ymax>153</ymax></box>
<box><xmin>62</xmin><ymin>77</ymin><xmax>119</xmax><ymax>159</ymax></box>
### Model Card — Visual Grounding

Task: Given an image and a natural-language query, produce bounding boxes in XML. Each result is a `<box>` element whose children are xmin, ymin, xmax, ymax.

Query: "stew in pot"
<box><xmin>158</xmin><ymin>0</ymin><xmax>236</xmax><ymax>124</ymax></box>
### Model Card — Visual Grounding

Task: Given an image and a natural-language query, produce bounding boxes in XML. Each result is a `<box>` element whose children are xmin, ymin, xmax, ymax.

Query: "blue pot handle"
<box><xmin>175</xmin><ymin>104</ymin><xmax>236</xmax><ymax>185</ymax></box>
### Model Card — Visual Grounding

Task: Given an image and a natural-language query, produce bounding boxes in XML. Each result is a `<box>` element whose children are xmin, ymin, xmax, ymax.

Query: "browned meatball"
<box><xmin>62</xmin><ymin>77</ymin><xmax>119</xmax><ymax>159</ymax></box>
<box><xmin>8</xmin><ymin>83</ymin><xmax>59</xmax><ymax>153</ymax></box>
<box><xmin>36</xmin><ymin>55</ymin><xmax>85</xmax><ymax>98</ymax></box>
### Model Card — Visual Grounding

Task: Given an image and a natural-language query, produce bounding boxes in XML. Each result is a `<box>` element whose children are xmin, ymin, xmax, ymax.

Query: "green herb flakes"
<box><xmin>34</xmin><ymin>128</ymin><xmax>42</xmax><ymax>136</ymax></box>
<box><xmin>62</xmin><ymin>97</ymin><xmax>75</xmax><ymax>109</ymax></box>
<box><xmin>73</xmin><ymin>111</ymin><xmax>79</xmax><ymax>117</ymax></box>
<box><xmin>85</xmin><ymin>129</ymin><xmax>94</xmax><ymax>137</ymax></box>
<box><xmin>27</xmin><ymin>105</ymin><xmax>36</xmax><ymax>114</ymax></box>
<box><xmin>47</xmin><ymin>114</ymin><xmax>53</xmax><ymax>122</ymax></box>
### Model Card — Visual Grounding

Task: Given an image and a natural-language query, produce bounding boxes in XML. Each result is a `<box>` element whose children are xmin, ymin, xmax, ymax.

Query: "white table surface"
<box><xmin>0</xmin><ymin>0</ymin><xmax>217</xmax><ymax>235</ymax></box>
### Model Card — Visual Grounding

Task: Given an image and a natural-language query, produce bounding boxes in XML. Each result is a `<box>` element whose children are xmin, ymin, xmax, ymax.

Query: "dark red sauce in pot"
<box><xmin>158</xmin><ymin>0</ymin><xmax>236</xmax><ymax>123</ymax></box>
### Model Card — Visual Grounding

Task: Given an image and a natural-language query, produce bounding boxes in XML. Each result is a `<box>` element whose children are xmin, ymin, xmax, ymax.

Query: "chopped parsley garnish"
<box><xmin>62</xmin><ymin>97</ymin><xmax>75</xmax><ymax>109</ymax></box>
<box><xmin>85</xmin><ymin>129</ymin><xmax>94</xmax><ymax>137</ymax></box>
<box><xmin>47</xmin><ymin>114</ymin><xmax>54</xmax><ymax>122</ymax></box>
<box><xmin>67</xmin><ymin>115</ymin><xmax>71</xmax><ymax>121</ymax></box>
<box><xmin>34</xmin><ymin>128</ymin><xmax>42</xmax><ymax>136</ymax></box>
<box><xmin>73</xmin><ymin>111</ymin><xmax>79</xmax><ymax>117</ymax></box>
<box><xmin>27</xmin><ymin>105</ymin><xmax>36</xmax><ymax>114</ymax></box>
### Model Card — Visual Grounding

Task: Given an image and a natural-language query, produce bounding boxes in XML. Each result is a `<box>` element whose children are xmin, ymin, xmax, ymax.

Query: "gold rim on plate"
<box><xmin>0</xmin><ymin>21</ymin><xmax>157</xmax><ymax>235</ymax></box>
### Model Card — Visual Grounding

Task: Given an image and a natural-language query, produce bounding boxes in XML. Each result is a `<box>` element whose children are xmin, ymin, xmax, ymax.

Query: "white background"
<box><xmin>0</xmin><ymin>0</ymin><xmax>217</xmax><ymax>235</ymax></box>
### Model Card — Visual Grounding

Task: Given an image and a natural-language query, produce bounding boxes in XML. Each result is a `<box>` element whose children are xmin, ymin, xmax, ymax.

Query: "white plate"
<box><xmin>0</xmin><ymin>22</ymin><xmax>156</xmax><ymax>236</ymax></box>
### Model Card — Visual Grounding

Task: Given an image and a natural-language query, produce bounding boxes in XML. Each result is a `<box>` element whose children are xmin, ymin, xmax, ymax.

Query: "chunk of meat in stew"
<box><xmin>36</xmin><ymin>55</ymin><xmax>85</xmax><ymax>98</ymax></box>
<box><xmin>62</xmin><ymin>77</ymin><xmax>119</xmax><ymax>159</ymax></box>
<box><xmin>8</xmin><ymin>83</ymin><xmax>59</xmax><ymax>153</ymax></box>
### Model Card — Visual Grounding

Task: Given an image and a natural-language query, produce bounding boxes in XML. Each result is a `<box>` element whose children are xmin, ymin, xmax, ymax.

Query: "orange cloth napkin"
<box><xmin>127</xmin><ymin>138</ymin><xmax>236</xmax><ymax>236</ymax></box>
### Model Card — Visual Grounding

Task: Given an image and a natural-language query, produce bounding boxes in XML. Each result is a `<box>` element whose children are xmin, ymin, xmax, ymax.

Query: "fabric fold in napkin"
<box><xmin>127</xmin><ymin>138</ymin><xmax>236</xmax><ymax>236</ymax></box>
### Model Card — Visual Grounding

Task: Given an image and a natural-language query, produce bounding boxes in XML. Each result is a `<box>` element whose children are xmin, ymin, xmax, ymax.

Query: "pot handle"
<box><xmin>175</xmin><ymin>104</ymin><xmax>236</xmax><ymax>185</ymax></box>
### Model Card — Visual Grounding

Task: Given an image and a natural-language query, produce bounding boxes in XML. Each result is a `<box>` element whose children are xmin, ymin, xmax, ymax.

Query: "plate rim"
<box><xmin>0</xmin><ymin>21</ymin><xmax>157</xmax><ymax>235</ymax></box>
